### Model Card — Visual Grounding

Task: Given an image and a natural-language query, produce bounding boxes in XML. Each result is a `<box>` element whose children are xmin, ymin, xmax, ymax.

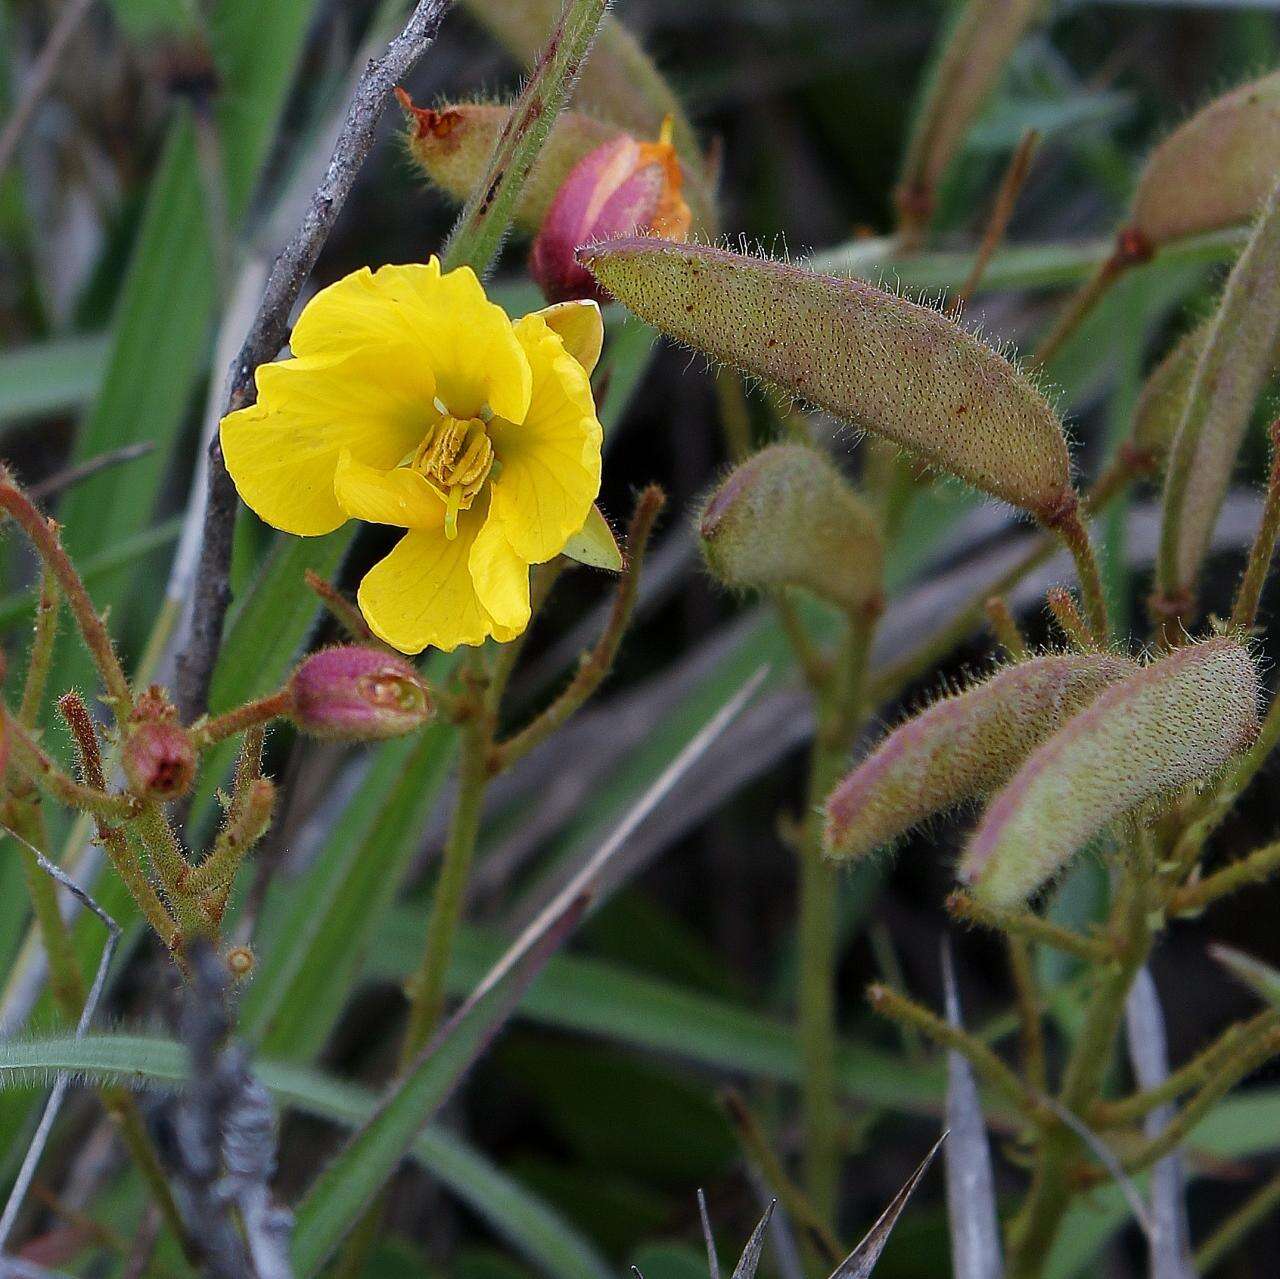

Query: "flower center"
<box><xmin>411</xmin><ymin>412</ymin><xmax>495</xmax><ymax>540</ymax></box>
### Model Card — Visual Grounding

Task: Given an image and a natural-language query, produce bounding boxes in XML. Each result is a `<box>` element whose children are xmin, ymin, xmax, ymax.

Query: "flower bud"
<box><xmin>824</xmin><ymin>653</ymin><xmax>1136</xmax><ymax>862</ymax></box>
<box><xmin>397</xmin><ymin>90</ymin><xmax>619</xmax><ymax>233</ymax></box>
<box><xmin>700</xmin><ymin>444</ymin><xmax>882</xmax><ymax>616</ymax></box>
<box><xmin>531</xmin><ymin>119</ymin><xmax>693</xmax><ymax>303</ymax></box>
<box><xmin>287</xmin><ymin>647</ymin><xmax>432</xmax><ymax>741</ymax></box>
<box><xmin>123</xmin><ymin>719</ymin><xmax>196</xmax><ymax>800</ymax></box>
<box><xmin>960</xmin><ymin>638</ymin><xmax>1259</xmax><ymax>909</ymax></box>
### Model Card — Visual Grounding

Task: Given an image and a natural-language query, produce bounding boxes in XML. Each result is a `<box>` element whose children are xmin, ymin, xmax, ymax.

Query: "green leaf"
<box><xmin>243</xmin><ymin>698</ymin><xmax>458</xmax><ymax>1058</ymax></box>
<box><xmin>0</xmin><ymin>333</ymin><xmax>108</xmax><ymax>427</ymax></box>
<box><xmin>366</xmin><ymin>916</ymin><xmax>944</xmax><ymax>1113</ymax></box>
<box><xmin>0</xmin><ymin>1034</ymin><xmax>609</xmax><ymax>1279</ymax></box>
<box><xmin>290</xmin><ymin>898</ymin><xmax>586</xmax><ymax>1275</ymax></box>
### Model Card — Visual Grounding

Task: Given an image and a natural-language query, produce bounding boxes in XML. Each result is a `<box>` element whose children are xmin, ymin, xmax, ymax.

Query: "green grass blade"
<box><xmin>0</xmin><ymin>333</ymin><xmax>108</xmax><ymax>427</ymax></box>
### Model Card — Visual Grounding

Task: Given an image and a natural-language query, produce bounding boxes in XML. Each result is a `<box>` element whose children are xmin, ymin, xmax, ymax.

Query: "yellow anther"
<box><xmin>412</xmin><ymin>414</ymin><xmax>495</xmax><ymax>528</ymax></box>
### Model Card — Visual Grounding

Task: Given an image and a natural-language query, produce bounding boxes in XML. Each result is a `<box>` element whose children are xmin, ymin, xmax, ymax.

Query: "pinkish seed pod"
<box><xmin>288</xmin><ymin>647</ymin><xmax>432</xmax><ymax>741</ymax></box>
<box><xmin>960</xmin><ymin>638</ymin><xmax>1260</xmax><ymax>908</ymax></box>
<box><xmin>531</xmin><ymin>121</ymin><xmax>693</xmax><ymax>303</ymax></box>
<box><xmin>123</xmin><ymin>720</ymin><xmax>197</xmax><ymax>800</ymax></box>
<box><xmin>824</xmin><ymin>653</ymin><xmax>1136</xmax><ymax>862</ymax></box>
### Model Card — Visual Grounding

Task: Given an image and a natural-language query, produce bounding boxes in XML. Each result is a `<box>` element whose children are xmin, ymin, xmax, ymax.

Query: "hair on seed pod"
<box><xmin>579</xmin><ymin>238</ymin><xmax>1077</xmax><ymax>525</ymax></box>
<box><xmin>823</xmin><ymin>652</ymin><xmax>1138</xmax><ymax>862</ymax></box>
<box><xmin>960</xmin><ymin>637</ymin><xmax>1261</xmax><ymax>909</ymax></box>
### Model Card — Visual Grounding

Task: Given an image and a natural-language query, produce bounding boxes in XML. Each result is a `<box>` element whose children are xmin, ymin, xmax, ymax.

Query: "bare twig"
<box><xmin>0</xmin><ymin>0</ymin><xmax>96</xmax><ymax>181</ymax></box>
<box><xmin>174</xmin><ymin>0</ymin><xmax>456</xmax><ymax>723</ymax></box>
<box><xmin>28</xmin><ymin>443</ymin><xmax>155</xmax><ymax>500</ymax></box>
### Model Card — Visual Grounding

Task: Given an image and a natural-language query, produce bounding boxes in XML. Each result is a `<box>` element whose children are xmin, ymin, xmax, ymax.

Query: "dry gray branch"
<box><xmin>174</xmin><ymin>0</ymin><xmax>456</xmax><ymax>723</ymax></box>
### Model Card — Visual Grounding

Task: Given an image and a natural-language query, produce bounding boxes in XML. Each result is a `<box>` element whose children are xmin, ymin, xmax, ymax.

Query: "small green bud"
<box><xmin>1130</xmin><ymin>70</ymin><xmax>1280</xmax><ymax>251</ymax></box>
<box><xmin>960</xmin><ymin>638</ymin><xmax>1260</xmax><ymax>908</ymax></box>
<box><xmin>699</xmin><ymin>444</ymin><xmax>882</xmax><ymax>615</ymax></box>
<box><xmin>580</xmin><ymin>239</ymin><xmax>1075</xmax><ymax>524</ymax></box>
<box><xmin>824</xmin><ymin>653</ymin><xmax>1136</xmax><ymax>862</ymax></box>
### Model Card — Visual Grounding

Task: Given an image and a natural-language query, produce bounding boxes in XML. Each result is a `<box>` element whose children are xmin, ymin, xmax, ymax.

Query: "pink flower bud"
<box><xmin>287</xmin><ymin>647</ymin><xmax>433</xmax><ymax>741</ymax></box>
<box><xmin>532</xmin><ymin>118</ymin><xmax>692</xmax><ymax>303</ymax></box>
<box><xmin>124</xmin><ymin>720</ymin><xmax>197</xmax><ymax>800</ymax></box>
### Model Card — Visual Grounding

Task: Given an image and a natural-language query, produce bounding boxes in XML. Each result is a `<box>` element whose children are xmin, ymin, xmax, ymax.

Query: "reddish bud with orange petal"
<box><xmin>531</xmin><ymin>118</ymin><xmax>692</xmax><ymax>303</ymax></box>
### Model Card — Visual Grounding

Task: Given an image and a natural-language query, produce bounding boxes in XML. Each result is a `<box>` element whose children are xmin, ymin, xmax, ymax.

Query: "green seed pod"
<box><xmin>1157</xmin><ymin>177</ymin><xmax>1280</xmax><ymax>613</ymax></box>
<box><xmin>960</xmin><ymin>638</ymin><xmax>1259</xmax><ymax>908</ymax></box>
<box><xmin>699</xmin><ymin>444</ymin><xmax>883</xmax><ymax>615</ymax></box>
<box><xmin>397</xmin><ymin>93</ymin><xmax>621</xmax><ymax>233</ymax></box>
<box><xmin>1131</xmin><ymin>71</ymin><xmax>1280</xmax><ymax>250</ymax></box>
<box><xmin>894</xmin><ymin>0</ymin><xmax>1042</xmax><ymax>242</ymax></box>
<box><xmin>581</xmin><ymin>239</ymin><xmax>1075</xmax><ymax>523</ymax></box>
<box><xmin>1131</xmin><ymin>318</ymin><xmax>1211</xmax><ymax>468</ymax></box>
<box><xmin>824</xmin><ymin>654</ymin><xmax>1136</xmax><ymax>862</ymax></box>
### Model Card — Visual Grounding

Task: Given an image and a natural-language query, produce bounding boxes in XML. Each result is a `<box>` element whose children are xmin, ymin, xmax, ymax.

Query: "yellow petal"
<box><xmin>531</xmin><ymin>299</ymin><xmax>604</xmax><ymax>375</ymax></box>
<box><xmin>220</xmin><ymin>348</ymin><xmax>435</xmax><ymax>536</ymax></box>
<box><xmin>487</xmin><ymin>312</ymin><xmax>603</xmax><ymax>564</ymax></box>
<box><xmin>356</xmin><ymin>499</ymin><xmax>524</xmax><ymax>653</ymax></box>
<box><xmin>470</xmin><ymin>515</ymin><xmax>531</xmax><ymax>633</ymax></box>
<box><xmin>290</xmin><ymin>260</ymin><xmax>532</xmax><ymax>424</ymax></box>
<box><xmin>333</xmin><ymin>451</ymin><xmax>444</xmax><ymax>530</ymax></box>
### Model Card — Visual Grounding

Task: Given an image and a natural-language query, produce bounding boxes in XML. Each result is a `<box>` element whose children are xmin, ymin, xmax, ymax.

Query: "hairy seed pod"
<box><xmin>397</xmin><ymin>92</ymin><xmax>620</xmax><ymax>233</ymax></box>
<box><xmin>699</xmin><ymin>444</ymin><xmax>883</xmax><ymax>615</ymax></box>
<box><xmin>894</xmin><ymin>0</ymin><xmax>1041</xmax><ymax>239</ymax></box>
<box><xmin>581</xmin><ymin>239</ymin><xmax>1075</xmax><ymax>522</ymax></box>
<box><xmin>1130</xmin><ymin>71</ymin><xmax>1280</xmax><ymax>250</ymax></box>
<box><xmin>123</xmin><ymin>720</ymin><xmax>197</xmax><ymax>800</ymax></box>
<box><xmin>288</xmin><ymin>647</ymin><xmax>433</xmax><ymax>741</ymax></box>
<box><xmin>960</xmin><ymin>638</ymin><xmax>1260</xmax><ymax>908</ymax></box>
<box><xmin>824</xmin><ymin>654</ymin><xmax>1136</xmax><ymax>862</ymax></box>
<box><xmin>1131</xmin><ymin>318</ymin><xmax>1212</xmax><ymax>467</ymax></box>
<box><xmin>1157</xmin><ymin>177</ymin><xmax>1280</xmax><ymax>611</ymax></box>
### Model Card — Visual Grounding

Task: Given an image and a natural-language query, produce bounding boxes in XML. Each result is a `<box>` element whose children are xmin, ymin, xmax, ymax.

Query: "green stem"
<box><xmin>797</xmin><ymin>614</ymin><xmax>874</xmax><ymax>1226</ymax></box>
<box><xmin>18</xmin><ymin>569</ymin><xmax>59</xmax><ymax>729</ymax></box>
<box><xmin>442</xmin><ymin>0</ymin><xmax>611</xmax><ymax>275</ymax></box>
<box><xmin>1053</xmin><ymin>508</ymin><xmax>1110</xmax><ymax>646</ymax></box>
<box><xmin>401</xmin><ymin>665</ymin><xmax>492</xmax><ymax>1066</ymax></box>
<box><xmin>1007</xmin><ymin>858</ymin><xmax>1153</xmax><ymax>1279</ymax></box>
<box><xmin>191</xmin><ymin>689</ymin><xmax>290</xmax><ymax>749</ymax></box>
<box><xmin>1195</xmin><ymin>1165</ymin><xmax>1280</xmax><ymax>1272</ymax></box>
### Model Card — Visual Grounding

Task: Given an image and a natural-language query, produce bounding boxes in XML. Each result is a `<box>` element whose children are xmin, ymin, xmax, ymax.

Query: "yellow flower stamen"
<box><xmin>412</xmin><ymin>414</ymin><xmax>496</xmax><ymax>539</ymax></box>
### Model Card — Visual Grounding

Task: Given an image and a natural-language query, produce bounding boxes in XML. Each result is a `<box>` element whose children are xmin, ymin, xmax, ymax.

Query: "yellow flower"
<box><xmin>220</xmin><ymin>259</ymin><xmax>606</xmax><ymax>654</ymax></box>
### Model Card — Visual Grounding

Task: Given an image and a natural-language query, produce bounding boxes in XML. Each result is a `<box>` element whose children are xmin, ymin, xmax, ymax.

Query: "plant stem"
<box><xmin>1008</xmin><ymin>936</ymin><xmax>1047</xmax><ymax>1095</ymax></box>
<box><xmin>795</xmin><ymin>608</ymin><xmax>875</xmax><ymax>1227</ymax></box>
<box><xmin>1052</xmin><ymin>508</ymin><xmax>1110</xmax><ymax>646</ymax></box>
<box><xmin>1029</xmin><ymin>249</ymin><xmax>1128</xmax><ymax>370</ymax></box>
<box><xmin>401</xmin><ymin>662</ymin><xmax>492</xmax><ymax>1066</ymax></box>
<box><xmin>5</xmin><ymin>711</ymin><xmax>138</xmax><ymax>822</ymax></box>
<box><xmin>191</xmin><ymin>689</ymin><xmax>291</xmax><ymax>748</ymax></box>
<box><xmin>442</xmin><ymin>0</ymin><xmax>611</xmax><ymax>275</ymax></box>
<box><xmin>490</xmin><ymin>488</ymin><xmax>664</xmax><ymax>772</ymax></box>
<box><xmin>18</xmin><ymin>569</ymin><xmax>59</xmax><ymax>729</ymax></box>
<box><xmin>304</xmin><ymin>570</ymin><xmax>382</xmax><ymax>646</ymax></box>
<box><xmin>946</xmin><ymin>891</ymin><xmax>1111</xmax><ymax>963</ymax></box>
<box><xmin>1231</xmin><ymin>416</ymin><xmax>1280</xmax><ymax>632</ymax></box>
<box><xmin>867</xmin><ymin>982</ymin><xmax>1038</xmax><ymax>1116</ymax></box>
<box><xmin>0</xmin><ymin>474</ymin><xmax>133</xmax><ymax>716</ymax></box>
<box><xmin>1169</xmin><ymin>838</ymin><xmax>1280</xmax><ymax>915</ymax></box>
<box><xmin>1007</xmin><ymin>860</ymin><xmax>1152</xmax><ymax>1278</ymax></box>
<box><xmin>1092</xmin><ymin>1009</ymin><xmax>1280</xmax><ymax>1129</ymax></box>
<box><xmin>720</xmin><ymin>1088</ymin><xmax>844</xmax><ymax>1268</ymax></box>
<box><xmin>1194</xmin><ymin>1164</ymin><xmax>1280</xmax><ymax>1272</ymax></box>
